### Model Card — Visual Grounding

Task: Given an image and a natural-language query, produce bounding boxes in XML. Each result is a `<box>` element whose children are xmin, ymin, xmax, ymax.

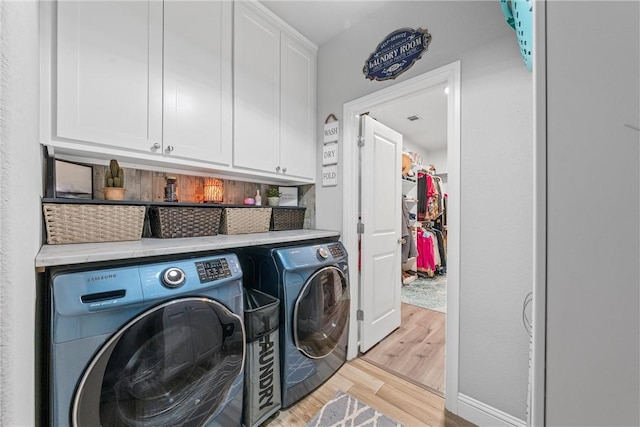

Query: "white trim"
<box><xmin>238</xmin><ymin>0</ymin><xmax>318</xmax><ymax>52</ymax></box>
<box><xmin>458</xmin><ymin>394</ymin><xmax>527</xmax><ymax>427</ymax></box>
<box><xmin>532</xmin><ymin>1</ymin><xmax>547</xmax><ymax>426</ymax></box>
<box><xmin>445</xmin><ymin>60</ymin><xmax>461</xmax><ymax>415</ymax></box>
<box><xmin>342</xmin><ymin>61</ymin><xmax>461</xmax><ymax>413</ymax></box>
<box><xmin>40</xmin><ymin>0</ymin><xmax>54</xmax><ymax>147</ymax></box>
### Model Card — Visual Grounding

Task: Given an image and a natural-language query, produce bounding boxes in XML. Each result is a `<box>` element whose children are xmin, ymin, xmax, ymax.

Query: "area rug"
<box><xmin>305</xmin><ymin>391</ymin><xmax>403</xmax><ymax>427</ymax></box>
<box><xmin>401</xmin><ymin>274</ymin><xmax>447</xmax><ymax>313</ymax></box>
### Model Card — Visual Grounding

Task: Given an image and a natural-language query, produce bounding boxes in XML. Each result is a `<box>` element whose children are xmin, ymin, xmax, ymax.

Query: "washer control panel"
<box><xmin>328</xmin><ymin>243</ymin><xmax>345</xmax><ymax>259</ymax></box>
<box><xmin>195</xmin><ymin>258</ymin><xmax>231</xmax><ymax>283</ymax></box>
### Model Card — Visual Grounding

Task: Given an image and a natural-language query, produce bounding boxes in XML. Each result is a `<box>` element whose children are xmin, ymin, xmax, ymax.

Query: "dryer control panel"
<box><xmin>196</xmin><ymin>258</ymin><xmax>232</xmax><ymax>283</ymax></box>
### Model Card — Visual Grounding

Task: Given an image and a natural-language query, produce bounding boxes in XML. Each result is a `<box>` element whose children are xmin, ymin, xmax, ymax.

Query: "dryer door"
<box><xmin>72</xmin><ymin>297</ymin><xmax>245</xmax><ymax>427</ymax></box>
<box><xmin>293</xmin><ymin>266</ymin><xmax>350</xmax><ymax>359</ymax></box>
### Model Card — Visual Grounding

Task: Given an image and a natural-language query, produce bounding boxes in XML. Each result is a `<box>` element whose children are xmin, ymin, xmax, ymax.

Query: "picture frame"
<box><xmin>55</xmin><ymin>159</ymin><xmax>93</xmax><ymax>199</ymax></box>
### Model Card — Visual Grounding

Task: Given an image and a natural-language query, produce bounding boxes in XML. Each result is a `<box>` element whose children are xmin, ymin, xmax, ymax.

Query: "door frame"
<box><xmin>532</xmin><ymin>1</ymin><xmax>546</xmax><ymax>425</ymax></box>
<box><xmin>342</xmin><ymin>60</ymin><xmax>461</xmax><ymax>412</ymax></box>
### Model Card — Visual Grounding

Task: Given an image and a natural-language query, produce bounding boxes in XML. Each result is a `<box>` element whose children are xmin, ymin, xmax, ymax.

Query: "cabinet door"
<box><xmin>233</xmin><ymin>2</ymin><xmax>280</xmax><ymax>174</ymax></box>
<box><xmin>279</xmin><ymin>34</ymin><xmax>316</xmax><ymax>180</ymax></box>
<box><xmin>163</xmin><ymin>0</ymin><xmax>232</xmax><ymax>165</ymax></box>
<box><xmin>57</xmin><ymin>1</ymin><xmax>162</xmax><ymax>151</ymax></box>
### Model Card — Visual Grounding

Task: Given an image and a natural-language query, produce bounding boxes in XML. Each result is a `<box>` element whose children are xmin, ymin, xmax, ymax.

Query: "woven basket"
<box><xmin>219</xmin><ymin>207</ymin><xmax>272</xmax><ymax>235</ymax></box>
<box><xmin>43</xmin><ymin>203</ymin><xmax>145</xmax><ymax>244</ymax></box>
<box><xmin>149</xmin><ymin>206</ymin><xmax>222</xmax><ymax>238</ymax></box>
<box><xmin>270</xmin><ymin>208</ymin><xmax>306</xmax><ymax>231</ymax></box>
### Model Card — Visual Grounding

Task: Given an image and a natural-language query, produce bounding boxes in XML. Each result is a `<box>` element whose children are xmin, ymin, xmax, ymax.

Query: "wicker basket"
<box><xmin>149</xmin><ymin>206</ymin><xmax>222</xmax><ymax>238</ymax></box>
<box><xmin>219</xmin><ymin>207</ymin><xmax>272</xmax><ymax>235</ymax></box>
<box><xmin>43</xmin><ymin>203</ymin><xmax>146</xmax><ymax>244</ymax></box>
<box><xmin>270</xmin><ymin>208</ymin><xmax>306</xmax><ymax>231</ymax></box>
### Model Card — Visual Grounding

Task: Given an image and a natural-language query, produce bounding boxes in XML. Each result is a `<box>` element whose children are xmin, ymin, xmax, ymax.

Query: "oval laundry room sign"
<box><xmin>363</xmin><ymin>27</ymin><xmax>432</xmax><ymax>81</ymax></box>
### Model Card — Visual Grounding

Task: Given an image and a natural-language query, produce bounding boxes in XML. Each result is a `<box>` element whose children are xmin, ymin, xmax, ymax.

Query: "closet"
<box><xmin>401</xmin><ymin>153</ymin><xmax>418</xmax><ymax>285</ymax></box>
<box><xmin>401</xmin><ymin>158</ymin><xmax>448</xmax><ymax>282</ymax></box>
<box><xmin>416</xmin><ymin>167</ymin><xmax>447</xmax><ymax>277</ymax></box>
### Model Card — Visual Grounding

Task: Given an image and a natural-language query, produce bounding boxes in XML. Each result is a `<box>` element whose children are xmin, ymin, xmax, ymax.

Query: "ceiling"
<box><xmin>368</xmin><ymin>84</ymin><xmax>448</xmax><ymax>152</ymax></box>
<box><xmin>259</xmin><ymin>0</ymin><xmax>448</xmax><ymax>153</ymax></box>
<box><xmin>259</xmin><ymin>1</ymin><xmax>393</xmax><ymax>47</ymax></box>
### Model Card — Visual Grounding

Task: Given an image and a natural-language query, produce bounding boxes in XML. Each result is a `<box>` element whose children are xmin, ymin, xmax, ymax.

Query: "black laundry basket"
<box><xmin>243</xmin><ymin>288</ymin><xmax>282</xmax><ymax>427</ymax></box>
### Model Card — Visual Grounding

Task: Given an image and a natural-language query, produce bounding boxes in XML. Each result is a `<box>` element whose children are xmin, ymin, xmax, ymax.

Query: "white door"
<box><xmin>56</xmin><ymin>1</ymin><xmax>162</xmax><ymax>151</ymax></box>
<box><xmin>359</xmin><ymin>115</ymin><xmax>403</xmax><ymax>353</ymax></box>
<box><xmin>163</xmin><ymin>0</ymin><xmax>232</xmax><ymax>165</ymax></box>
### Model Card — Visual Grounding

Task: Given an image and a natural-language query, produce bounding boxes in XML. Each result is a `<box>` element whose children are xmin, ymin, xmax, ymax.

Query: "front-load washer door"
<box><xmin>72</xmin><ymin>297</ymin><xmax>245</xmax><ymax>427</ymax></box>
<box><xmin>293</xmin><ymin>266</ymin><xmax>350</xmax><ymax>359</ymax></box>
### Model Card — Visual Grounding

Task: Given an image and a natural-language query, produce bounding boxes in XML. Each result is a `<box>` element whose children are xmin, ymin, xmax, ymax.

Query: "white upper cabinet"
<box><xmin>56</xmin><ymin>1</ymin><xmax>163</xmax><ymax>152</ymax></box>
<box><xmin>54</xmin><ymin>0</ymin><xmax>232</xmax><ymax>166</ymax></box>
<box><xmin>280</xmin><ymin>34</ymin><xmax>316</xmax><ymax>179</ymax></box>
<box><xmin>163</xmin><ymin>0</ymin><xmax>232</xmax><ymax>165</ymax></box>
<box><xmin>47</xmin><ymin>0</ymin><xmax>315</xmax><ymax>183</ymax></box>
<box><xmin>233</xmin><ymin>1</ymin><xmax>317</xmax><ymax>180</ymax></box>
<box><xmin>233</xmin><ymin>2</ymin><xmax>281</xmax><ymax>174</ymax></box>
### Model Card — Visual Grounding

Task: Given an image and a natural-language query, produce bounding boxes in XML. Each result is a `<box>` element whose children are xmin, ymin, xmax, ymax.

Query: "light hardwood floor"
<box><xmin>264</xmin><ymin>358</ymin><xmax>473</xmax><ymax>427</ymax></box>
<box><xmin>360</xmin><ymin>303</ymin><xmax>446</xmax><ymax>395</ymax></box>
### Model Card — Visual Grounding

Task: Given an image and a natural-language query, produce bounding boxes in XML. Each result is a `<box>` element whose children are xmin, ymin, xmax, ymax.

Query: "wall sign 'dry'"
<box><xmin>363</xmin><ymin>27</ymin><xmax>432</xmax><ymax>81</ymax></box>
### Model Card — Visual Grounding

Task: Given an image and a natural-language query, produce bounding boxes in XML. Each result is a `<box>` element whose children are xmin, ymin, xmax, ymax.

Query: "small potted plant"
<box><xmin>266</xmin><ymin>187</ymin><xmax>281</xmax><ymax>207</ymax></box>
<box><xmin>103</xmin><ymin>159</ymin><xmax>126</xmax><ymax>200</ymax></box>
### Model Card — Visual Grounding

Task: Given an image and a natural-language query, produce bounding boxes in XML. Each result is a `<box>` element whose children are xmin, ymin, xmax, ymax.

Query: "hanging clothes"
<box><xmin>416</xmin><ymin>229</ymin><xmax>436</xmax><ymax>275</ymax></box>
<box><xmin>416</xmin><ymin>226</ymin><xmax>447</xmax><ymax>276</ymax></box>
<box><xmin>433</xmin><ymin>228</ymin><xmax>447</xmax><ymax>268</ymax></box>
<box><xmin>418</xmin><ymin>171</ymin><xmax>447</xmax><ymax>222</ymax></box>
<box><xmin>401</xmin><ymin>196</ymin><xmax>418</xmax><ymax>262</ymax></box>
<box><xmin>417</xmin><ymin>172</ymin><xmax>427</xmax><ymax>221</ymax></box>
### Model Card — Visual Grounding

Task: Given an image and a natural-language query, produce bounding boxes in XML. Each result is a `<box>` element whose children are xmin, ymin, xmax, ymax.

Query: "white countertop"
<box><xmin>35</xmin><ymin>229</ymin><xmax>340</xmax><ymax>268</ymax></box>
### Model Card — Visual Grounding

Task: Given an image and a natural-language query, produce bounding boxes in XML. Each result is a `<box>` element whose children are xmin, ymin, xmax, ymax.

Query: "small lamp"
<box><xmin>204</xmin><ymin>178</ymin><xmax>224</xmax><ymax>203</ymax></box>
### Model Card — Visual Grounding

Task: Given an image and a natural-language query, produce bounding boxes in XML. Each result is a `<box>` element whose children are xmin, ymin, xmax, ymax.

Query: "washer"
<box><xmin>49</xmin><ymin>254</ymin><xmax>246</xmax><ymax>427</ymax></box>
<box><xmin>239</xmin><ymin>242</ymin><xmax>350</xmax><ymax>408</ymax></box>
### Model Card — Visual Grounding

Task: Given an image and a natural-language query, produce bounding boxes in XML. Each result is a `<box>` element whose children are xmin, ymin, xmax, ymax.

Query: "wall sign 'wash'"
<box><xmin>363</xmin><ymin>28</ymin><xmax>432</xmax><ymax>81</ymax></box>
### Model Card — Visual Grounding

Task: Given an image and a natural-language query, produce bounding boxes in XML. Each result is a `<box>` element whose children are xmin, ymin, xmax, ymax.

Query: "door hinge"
<box><xmin>357</xmin><ymin>136</ymin><xmax>365</xmax><ymax>147</ymax></box>
<box><xmin>357</xmin><ymin>223</ymin><xmax>364</xmax><ymax>234</ymax></box>
<box><xmin>356</xmin><ymin>309</ymin><xmax>364</xmax><ymax>321</ymax></box>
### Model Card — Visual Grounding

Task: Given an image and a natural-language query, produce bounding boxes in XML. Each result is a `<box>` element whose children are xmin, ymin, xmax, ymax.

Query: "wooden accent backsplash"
<box><xmin>93</xmin><ymin>167</ymin><xmax>262</xmax><ymax>203</ymax></box>
<box><xmin>92</xmin><ymin>166</ymin><xmax>315</xmax><ymax>228</ymax></box>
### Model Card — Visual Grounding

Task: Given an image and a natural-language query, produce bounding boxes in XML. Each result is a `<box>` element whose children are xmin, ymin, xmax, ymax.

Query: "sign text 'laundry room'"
<box><xmin>363</xmin><ymin>27</ymin><xmax>432</xmax><ymax>81</ymax></box>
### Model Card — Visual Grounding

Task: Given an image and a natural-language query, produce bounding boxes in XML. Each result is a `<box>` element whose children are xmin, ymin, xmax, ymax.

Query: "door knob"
<box><xmin>397</xmin><ymin>237</ymin><xmax>406</xmax><ymax>244</ymax></box>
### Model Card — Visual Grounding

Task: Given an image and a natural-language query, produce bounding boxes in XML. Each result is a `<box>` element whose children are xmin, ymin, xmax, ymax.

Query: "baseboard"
<box><xmin>457</xmin><ymin>394</ymin><xmax>527</xmax><ymax>427</ymax></box>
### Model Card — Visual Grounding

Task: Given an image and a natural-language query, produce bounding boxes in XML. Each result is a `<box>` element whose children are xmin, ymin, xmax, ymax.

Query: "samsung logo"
<box><xmin>87</xmin><ymin>274</ymin><xmax>117</xmax><ymax>283</ymax></box>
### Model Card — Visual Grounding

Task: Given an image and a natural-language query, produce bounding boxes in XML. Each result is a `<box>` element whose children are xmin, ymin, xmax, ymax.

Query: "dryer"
<box><xmin>49</xmin><ymin>253</ymin><xmax>246</xmax><ymax>427</ymax></box>
<box><xmin>239</xmin><ymin>242</ymin><xmax>350</xmax><ymax>408</ymax></box>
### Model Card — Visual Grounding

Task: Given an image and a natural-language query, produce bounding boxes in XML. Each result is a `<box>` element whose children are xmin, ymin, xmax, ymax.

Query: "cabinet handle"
<box><xmin>151</xmin><ymin>143</ymin><xmax>161</xmax><ymax>150</ymax></box>
<box><xmin>165</xmin><ymin>145</ymin><xmax>174</xmax><ymax>153</ymax></box>
<box><xmin>276</xmin><ymin>166</ymin><xmax>280</xmax><ymax>172</ymax></box>
<box><xmin>282</xmin><ymin>167</ymin><xmax>287</xmax><ymax>173</ymax></box>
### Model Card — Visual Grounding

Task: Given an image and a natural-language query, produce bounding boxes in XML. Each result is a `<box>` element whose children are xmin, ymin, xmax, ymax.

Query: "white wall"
<box><xmin>402</xmin><ymin>139</ymin><xmax>430</xmax><ymax>172</ymax></box>
<box><xmin>424</xmin><ymin>148</ymin><xmax>448</xmax><ymax>194</ymax></box>
<box><xmin>545</xmin><ymin>2</ymin><xmax>640</xmax><ymax>425</ymax></box>
<box><xmin>425</xmin><ymin>148</ymin><xmax>448</xmax><ymax>175</ymax></box>
<box><xmin>0</xmin><ymin>1</ymin><xmax>43</xmax><ymax>425</ymax></box>
<box><xmin>458</xmin><ymin>34</ymin><xmax>533</xmax><ymax>420</ymax></box>
<box><xmin>316</xmin><ymin>0</ymin><xmax>510</xmax><ymax>233</ymax></box>
<box><xmin>316</xmin><ymin>1</ymin><xmax>533</xmax><ymax>421</ymax></box>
